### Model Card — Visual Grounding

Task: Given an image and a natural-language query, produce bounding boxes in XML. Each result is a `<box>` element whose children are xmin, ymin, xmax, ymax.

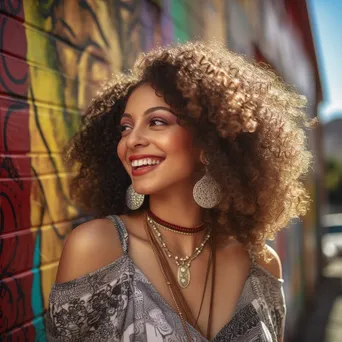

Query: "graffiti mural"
<box><xmin>25</xmin><ymin>1</ymin><xmax>144</xmax><ymax>331</ymax></box>
<box><xmin>0</xmin><ymin>1</ymin><xmax>33</xmax><ymax>339</ymax></box>
<box><xmin>0</xmin><ymin>0</ymin><xmax>162</xmax><ymax>339</ymax></box>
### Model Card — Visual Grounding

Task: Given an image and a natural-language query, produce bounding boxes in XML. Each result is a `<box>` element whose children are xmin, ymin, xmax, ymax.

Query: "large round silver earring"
<box><xmin>126</xmin><ymin>184</ymin><xmax>145</xmax><ymax>210</ymax></box>
<box><xmin>193</xmin><ymin>169</ymin><xmax>221</xmax><ymax>209</ymax></box>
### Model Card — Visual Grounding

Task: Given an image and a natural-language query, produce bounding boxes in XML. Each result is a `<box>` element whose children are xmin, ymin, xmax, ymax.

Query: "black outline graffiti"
<box><xmin>0</xmin><ymin>17</ymin><xmax>28</xmax><ymax>95</ymax></box>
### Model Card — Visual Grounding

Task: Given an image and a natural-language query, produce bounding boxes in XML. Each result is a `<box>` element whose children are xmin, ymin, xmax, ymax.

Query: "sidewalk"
<box><xmin>296</xmin><ymin>257</ymin><xmax>342</xmax><ymax>342</ymax></box>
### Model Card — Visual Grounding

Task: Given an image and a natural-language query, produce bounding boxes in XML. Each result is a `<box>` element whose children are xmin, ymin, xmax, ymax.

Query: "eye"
<box><xmin>119</xmin><ymin>124</ymin><xmax>132</xmax><ymax>132</ymax></box>
<box><xmin>150</xmin><ymin>118</ymin><xmax>167</xmax><ymax>126</ymax></box>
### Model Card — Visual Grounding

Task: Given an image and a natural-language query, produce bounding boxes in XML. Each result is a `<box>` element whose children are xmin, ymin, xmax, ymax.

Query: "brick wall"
<box><xmin>0</xmin><ymin>0</ymin><xmax>227</xmax><ymax>340</ymax></box>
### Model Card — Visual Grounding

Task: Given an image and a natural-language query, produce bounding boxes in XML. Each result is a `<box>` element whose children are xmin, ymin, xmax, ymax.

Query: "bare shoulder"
<box><xmin>55</xmin><ymin>217</ymin><xmax>123</xmax><ymax>284</ymax></box>
<box><xmin>255</xmin><ymin>244</ymin><xmax>283</xmax><ymax>279</ymax></box>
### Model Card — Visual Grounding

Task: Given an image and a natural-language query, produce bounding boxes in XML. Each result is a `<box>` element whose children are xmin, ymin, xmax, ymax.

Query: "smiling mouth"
<box><xmin>133</xmin><ymin>164</ymin><xmax>159</xmax><ymax>171</ymax></box>
<box><xmin>130</xmin><ymin>158</ymin><xmax>165</xmax><ymax>176</ymax></box>
<box><xmin>131</xmin><ymin>158</ymin><xmax>163</xmax><ymax>170</ymax></box>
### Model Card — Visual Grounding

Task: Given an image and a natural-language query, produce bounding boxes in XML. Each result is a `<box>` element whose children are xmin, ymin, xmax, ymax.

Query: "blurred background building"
<box><xmin>0</xmin><ymin>0</ymin><xmax>326</xmax><ymax>341</ymax></box>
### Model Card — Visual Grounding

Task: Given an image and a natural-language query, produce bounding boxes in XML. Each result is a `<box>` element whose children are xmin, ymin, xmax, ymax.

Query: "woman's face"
<box><xmin>117</xmin><ymin>83</ymin><xmax>201</xmax><ymax>195</ymax></box>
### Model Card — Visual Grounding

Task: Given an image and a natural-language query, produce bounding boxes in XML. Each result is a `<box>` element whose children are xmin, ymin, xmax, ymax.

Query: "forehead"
<box><xmin>125</xmin><ymin>83</ymin><xmax>169</xmax><ymax>113</ymax></box>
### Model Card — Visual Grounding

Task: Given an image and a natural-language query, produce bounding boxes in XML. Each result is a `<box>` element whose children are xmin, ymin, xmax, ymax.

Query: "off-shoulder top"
<box><xmin>45</xmin><ymin>215</ymin><xmax>286</xmax><ymax>341</ymax></box>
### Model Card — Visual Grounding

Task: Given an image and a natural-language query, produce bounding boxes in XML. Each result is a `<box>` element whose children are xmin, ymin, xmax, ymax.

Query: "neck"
<box><xmin>148</xmin><ymin>188</ymin><xmax>207</xmax><ymax>256</ymax></box>
<box><xmin>149</xmin><ymin>191</ymin><xmax>204</xmax><ymax>228</ymax></box>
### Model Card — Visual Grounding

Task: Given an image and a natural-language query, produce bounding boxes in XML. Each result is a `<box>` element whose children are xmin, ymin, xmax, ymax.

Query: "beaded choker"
<box><xmin>147</xmin><ymin>209</ymin><xmax>205</xmax><ymax>235</ymax></box>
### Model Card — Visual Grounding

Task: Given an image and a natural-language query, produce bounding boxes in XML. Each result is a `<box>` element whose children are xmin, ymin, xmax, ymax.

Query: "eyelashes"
<box><xmin>150</xmin><ymin>118</ymin><xmax>168</xmax><ymax>126</ymax></box>
<box><xmin>119</xmin><ymin>118</ymin><xmax>168</xmax><ymax>132</ymax></box>
<box><xmin>119</xmin><ymin>125</ymin><xmax>130</xmax><ymax>132</ymax></box>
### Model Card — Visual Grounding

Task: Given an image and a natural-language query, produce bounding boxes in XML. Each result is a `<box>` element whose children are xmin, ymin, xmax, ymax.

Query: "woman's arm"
<box><xmin>46</xmin><ymin>217</ymin><xmax>126</xmax><ymax>341</ymax></box>
<box><xmin>56</xmin><ymin>218</ymin><xmax>123</xmax><ymax>283</ymax></box>
<box><xmin>255</xmin><ymin>245</ymin><xmax>283</xmax><ymax>280</ymax></box>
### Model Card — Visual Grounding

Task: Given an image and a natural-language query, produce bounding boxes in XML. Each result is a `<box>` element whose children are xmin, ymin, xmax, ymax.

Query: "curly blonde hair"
<box><xmin>66</xmin><ymin>41</ymin><xmax>314</xmax><ymax>255</ymax></box>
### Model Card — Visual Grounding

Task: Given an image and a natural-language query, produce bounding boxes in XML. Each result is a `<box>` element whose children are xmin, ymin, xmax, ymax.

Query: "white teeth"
<box><xmin>131</xmin><ymin>158</ymin><xmax>163</xmax><ymax>167</ymax></box>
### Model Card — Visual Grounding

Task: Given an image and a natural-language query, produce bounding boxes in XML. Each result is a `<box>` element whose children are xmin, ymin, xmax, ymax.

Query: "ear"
<box><xmin>200</xmin><ymin>151</ymin><xmax>209</xmax><ymax>166</ymax></box>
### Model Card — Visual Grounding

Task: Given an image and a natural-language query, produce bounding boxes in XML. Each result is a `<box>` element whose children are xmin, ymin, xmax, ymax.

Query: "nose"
<box><xmin>125</xmin><ymin>126</ymin><xmax>149</xmax><ymax>150</ymax></box>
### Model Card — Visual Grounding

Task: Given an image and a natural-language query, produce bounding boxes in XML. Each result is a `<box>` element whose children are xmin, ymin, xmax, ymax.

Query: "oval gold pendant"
<box><xmin>178</xmin><ymin>265</ymin><xmax>190</xmax><ymax>288</ymax></box>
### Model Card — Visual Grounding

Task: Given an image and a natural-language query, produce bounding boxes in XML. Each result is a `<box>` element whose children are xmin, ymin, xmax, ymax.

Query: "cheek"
<box><xmin>164</xmin><ymin>128</ymin><xmax>197</xmax><ymax>160</ymax></box>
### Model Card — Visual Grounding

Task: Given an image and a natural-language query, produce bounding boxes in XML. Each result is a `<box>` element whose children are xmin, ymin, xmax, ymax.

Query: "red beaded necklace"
<box><xmin>147</xmin><ymin>209</ymin><xmax>205</xmax><ymax>235</ymax></box>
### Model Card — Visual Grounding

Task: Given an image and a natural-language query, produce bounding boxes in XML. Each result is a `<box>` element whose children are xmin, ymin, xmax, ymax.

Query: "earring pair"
<box><xmin>126</xmin><ymin>164</ymin><xmax>220</xmax><ymax>210</ymax></box>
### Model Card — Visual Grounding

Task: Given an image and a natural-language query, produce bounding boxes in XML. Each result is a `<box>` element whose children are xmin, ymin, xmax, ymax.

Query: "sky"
<box><xmin>308</xmin><ymin>0</ymin><xmax>342</xmax><ymax>122</ymax></box>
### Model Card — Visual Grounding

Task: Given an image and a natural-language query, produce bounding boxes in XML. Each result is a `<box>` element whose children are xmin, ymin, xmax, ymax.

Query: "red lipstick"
<box><xmin>131</xmin><ymin>164</ymin><xmax>160</xmax><ymax>176</ymax></box>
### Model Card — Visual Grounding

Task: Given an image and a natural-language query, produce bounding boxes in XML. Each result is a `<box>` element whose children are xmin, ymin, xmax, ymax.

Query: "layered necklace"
<box><xmin>147</xmin><ymin>209</ymin><xmax>206</xmax><ymax>235</ymax></box>
<box><xmin>147</xmin><ymin>211</ymin><xmax>211</xmax><ymax>289</ymax></box>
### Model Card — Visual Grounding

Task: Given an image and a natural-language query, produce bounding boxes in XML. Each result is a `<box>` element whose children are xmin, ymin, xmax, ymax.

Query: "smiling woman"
<box><xmin>117</xmin><ymin>84</ymin><xmax>200</xmax><ymax>198</ymax></box>
<box><xmin>45</xmin><ymin>41</ymin><xmax>313</xmax><ymax>341</ymax></box>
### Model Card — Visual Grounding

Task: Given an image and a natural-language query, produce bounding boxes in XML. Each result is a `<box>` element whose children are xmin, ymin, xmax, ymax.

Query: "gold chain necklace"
<box><xmin>147</xmin><ymin>215</ymin><xmax>211</xmax><ymax>289</ymax></box>
<box><xmin>144</xmin><ymin>217</ymin><xmax>193</xmax><ymax>341</ymax></box>
<box><xmin>154</xmin><ymin>222</ymin><xmax>201</xmax><ymax>236</ymax></box>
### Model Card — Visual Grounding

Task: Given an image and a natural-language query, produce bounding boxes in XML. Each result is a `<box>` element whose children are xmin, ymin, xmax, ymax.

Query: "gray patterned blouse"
<box><xmin>45</xmin><ymin>215</ymin><xmax>286</xmax><ymax>341</ymax></box>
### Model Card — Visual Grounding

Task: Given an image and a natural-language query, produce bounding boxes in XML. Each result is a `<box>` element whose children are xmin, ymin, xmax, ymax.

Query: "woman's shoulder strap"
<box><xmin>106</xmin><ymin>215</ymin><xmax>129</xmax><ymax>254</ymax></box>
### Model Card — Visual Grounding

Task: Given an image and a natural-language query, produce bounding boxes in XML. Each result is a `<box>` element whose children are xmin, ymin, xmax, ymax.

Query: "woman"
<box><xmin>45</xmin><ymin>41</ymin><xmax>313</xmax><ymax>341</ymax></box>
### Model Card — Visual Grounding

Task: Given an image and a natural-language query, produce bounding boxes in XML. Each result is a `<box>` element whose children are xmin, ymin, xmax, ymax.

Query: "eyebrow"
<box><xmin>121</xmin><ymin>106</ymin><xmax>175</xmax><ymax>119</ymax></box>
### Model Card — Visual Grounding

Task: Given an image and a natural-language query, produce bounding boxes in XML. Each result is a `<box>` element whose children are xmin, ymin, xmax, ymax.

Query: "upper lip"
<box><xmin>128</xmin><ymin>154</ymin><xmax>165</xmax><ymax>162</ymax></box>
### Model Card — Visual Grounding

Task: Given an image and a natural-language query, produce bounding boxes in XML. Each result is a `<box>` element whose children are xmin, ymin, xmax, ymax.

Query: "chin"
<box><xmin>132</xmin><ymin>183</ymin><xmax>156</xmax><ymax>196</ymax></box>
<box><xmin>132</xmin><ymin>179</ymin><xmax>173</xmax><ymax>196</ymax></box>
